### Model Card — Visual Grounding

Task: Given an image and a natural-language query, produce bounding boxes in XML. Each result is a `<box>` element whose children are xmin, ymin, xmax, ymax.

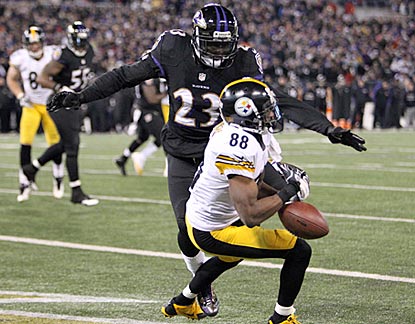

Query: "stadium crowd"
<box><xmin>0</xmin><ymin>0</ymin><xmax>414</xmax><ymax>133</ymax></box>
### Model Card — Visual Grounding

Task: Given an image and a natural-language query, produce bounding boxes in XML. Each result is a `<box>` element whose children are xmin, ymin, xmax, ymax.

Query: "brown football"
<box><xmin>278</xmin><ymin>201</ymin><xmax>329</xmax><ymax>239</ymax></box>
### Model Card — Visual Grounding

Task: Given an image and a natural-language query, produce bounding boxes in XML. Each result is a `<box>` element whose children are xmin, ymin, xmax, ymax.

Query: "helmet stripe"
<box><xmin>213</xmin><ymin>5</ymin><xmax>221</xmax><ymax>31</ymax></box>
<box><xmin>219</xmin><ymin>6</ymin><xmax>229</xmax><ymax>31</ymax></box>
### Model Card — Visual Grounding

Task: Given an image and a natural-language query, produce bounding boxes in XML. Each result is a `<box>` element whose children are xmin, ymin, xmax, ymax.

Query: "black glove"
<box><xmin>277</xmin><ymin>168</ymin><xmax>301</xmax><ymax>204</ymax></box>
<box><xmin>47</xmin><ymin>91</ymin><xmax>81</xmax><ymax>112</ymax></box>
<box><xmin>327</xmin><ymin>126</ymin><xmax>367</xmax><ymax>152</ymax></box>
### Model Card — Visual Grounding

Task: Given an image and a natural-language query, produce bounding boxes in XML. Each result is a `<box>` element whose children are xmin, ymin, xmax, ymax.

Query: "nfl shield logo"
<box><xmin>198</xmin><ymin>73</ymin><xmax>206</xmax><ymax>81</ymax></box>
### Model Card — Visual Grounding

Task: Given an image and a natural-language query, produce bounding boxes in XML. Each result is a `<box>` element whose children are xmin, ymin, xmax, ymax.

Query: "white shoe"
<box><xmin>17</xmin><ymin>185</ymin><xmax>31</xmax><ymax>202</ymax></box>
<box><xmin>80</xmin><ymin>197</ymin><xmax>99</xmax><ymax>206</ymax></box>
<box><xmin>53</xmin><ymin>177</ymin><xmax>64</xmax><ymax>199</ymax></box>
<box><xmin>131</xmin><ymin>152</ymin><xmax>146</xmax><ymax>176</ymax></box>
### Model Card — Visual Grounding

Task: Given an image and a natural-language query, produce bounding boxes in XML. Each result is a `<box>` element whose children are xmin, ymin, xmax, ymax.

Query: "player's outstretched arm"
<box><xmin>273</xmin><ymin>87</ymin><xmax>367</xmax><ymax>152</ymax></box>
<box><xmin>47</xmin><ymin>58</ymin><xmax>159</xmax><ymax>112</ymax></box>
<box><xmin>326</xmin><ymin>126</ymin><xmax>367</xmax><ymax>152</ymax></box>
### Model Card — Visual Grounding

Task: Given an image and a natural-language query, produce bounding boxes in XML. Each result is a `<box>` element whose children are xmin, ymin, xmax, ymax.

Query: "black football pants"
<box><xmin>38</xmin><ymin>109</ymin><xmax>81</xmax><ymax>182</ymax></box>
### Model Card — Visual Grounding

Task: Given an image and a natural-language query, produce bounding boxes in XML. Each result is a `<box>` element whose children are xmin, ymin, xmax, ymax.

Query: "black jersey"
<box><xmin>80</xmin><ymin>30</ymin><xmax>333</xmax><ymax>158</ymax></box>
<box><xmin>53</xmin><ymin>45</ymin><xmax>94</xmax><ymax>92</ymax></box>
<box><xmin>137</xmin><ymin>78</ymin><xmax>163</xmax><ymax>114</ymax></box>
<box><xmin>150</xmin><ymin>30</ymin><xmax>264</xmax><ymax>158</ymax></box>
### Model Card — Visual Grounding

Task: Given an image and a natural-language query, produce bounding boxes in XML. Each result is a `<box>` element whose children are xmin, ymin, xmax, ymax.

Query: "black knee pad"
<box><xmin>289</xmin><ymin>238</ymin><xmax>312</xmax><ymax>266</ymax></box>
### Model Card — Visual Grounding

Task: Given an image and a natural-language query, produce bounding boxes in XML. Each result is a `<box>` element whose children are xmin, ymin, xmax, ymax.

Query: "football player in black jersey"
<box><xmin>23</xmin><ymin>21</ymin><xmax>98</xmax><ymax>206</ymax></box>
<box><xmin>114</xmin><ymin>78</ymin><xmax>167</xmax><ymax>176</ymax></box>
<box><xmin>47</xmin><ymin>4</ymin><xmax>366</xmax><ymax>320</ymax></box>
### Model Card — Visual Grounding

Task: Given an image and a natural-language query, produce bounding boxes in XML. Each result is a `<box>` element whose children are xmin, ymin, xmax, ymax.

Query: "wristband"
<box><xmin>277</xmin><ymin>183</ymin><xmax>299</xmax><ymax>204</ymax></box>
<box><xmin>17</xmin><ymin>92</ymin><xmax>24</xmax><ymax>100</ymax></box>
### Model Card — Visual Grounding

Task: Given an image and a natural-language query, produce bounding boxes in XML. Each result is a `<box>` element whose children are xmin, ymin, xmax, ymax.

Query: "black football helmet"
<box><xmin>22</xmin><ymin>25</ymin><xmax>45</xmax><ymax>59</ymax></box>
<box><xmin>67</xmin><ymin>21</ymin><xmax>89</xmax><ymax>57</ymax></box>
<box><xmin>220</xmin><ymin>78</ymin><xmax>283</xmax><ymax>134</ymax></box>
<box><xmin>192</xmin><ymin>4</ymin><xmax>239</xmax><ymax>69</ymax></box>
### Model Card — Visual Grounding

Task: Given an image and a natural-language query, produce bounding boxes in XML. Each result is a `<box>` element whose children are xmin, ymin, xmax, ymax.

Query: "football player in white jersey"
<box><xmin>162</xmin><ymin>78</ymin><xmax>310</xmax><ymax>324</ymax></box>
<box><xmin>6</xmin><ymin>25</ymin><xmax>64</xmax><ymax>202</ymax></box>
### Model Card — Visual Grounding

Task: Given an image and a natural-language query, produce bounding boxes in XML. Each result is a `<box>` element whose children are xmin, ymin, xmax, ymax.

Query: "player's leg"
<box><xmin>130</xmin><ymin>112</ymin><xmax>155</xmax><ymax>175</ymax></box>
<box><xmin>67</xmin><ymin>110</ymin><xmax>99</xmax><ymax>206</ymax></box>
<box><xmin>116</xmin><ymin>113</ymin><xmax>148</xmax><ymax>175</ymax></box>
<box><xmin>114</xmin><ymin>138</ymin><xmax>141</xmax><ymax>176</ymax></box>
<box><xmin>17</xmin><ymin>107</ymin><xmax>41</xmax><ymax>202</ymax></box>
<box><xmin>188</xmin><ymin>223</ymin><xmax>311</xmax><ymax>323</ymax></box>
<box><xmin>162</xmin><ymin>256</ymin><xmax>240</xmax><ymax>320</ymax></box>
<box><xmin>40</xmin><ymin>104</ymin><xmax>64</xmax><ymax>198</ymax></box>
<box><xmin>166</xmin><ymin>154</ymin><xmax>219</xmax><ymax>314</ymax></box>
<box><xmin>55</xmin><ymin>109</ymin><xmax>98</xmax><ymax>206</ymax></box>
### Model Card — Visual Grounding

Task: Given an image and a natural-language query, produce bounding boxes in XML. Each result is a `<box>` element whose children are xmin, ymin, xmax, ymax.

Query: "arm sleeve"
<box><xmin>79</xmin><ymin>57</ymin><xmax>159</xmax><ymax>104</ymax></box>
<box><xmin>274</xmin><ymin>87</ymin><xmax>334</xmax><ymax>135</ymax></box>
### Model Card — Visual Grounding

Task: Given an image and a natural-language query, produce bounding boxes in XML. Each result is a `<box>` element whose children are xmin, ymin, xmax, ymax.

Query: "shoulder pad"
<box><xmin>150</xmin><ymin>30</ymin><xmax>192</xmax><ymax>67</ymax></box>
<box><xmin>235</xmin><ymin>46</ymin><xmax>263</xmax><ymax>76</ymax></box>
<box><xmin>9</xmin><ymin>49</ymin><xmax>26</xmax><ymax>66</ymax></box>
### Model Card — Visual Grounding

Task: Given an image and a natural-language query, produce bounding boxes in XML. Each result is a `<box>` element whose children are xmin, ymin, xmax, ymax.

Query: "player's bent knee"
<box><xmin>290</xmin><ymin>238</ymin><xmax>312</xmax><ymax>264</ymax></box>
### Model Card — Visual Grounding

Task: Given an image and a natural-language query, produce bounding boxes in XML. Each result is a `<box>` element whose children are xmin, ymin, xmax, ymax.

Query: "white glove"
<box><xmin>17</xmin><ymin>93</ymin><xmax>33</xmax><ymax>108</ymax></box>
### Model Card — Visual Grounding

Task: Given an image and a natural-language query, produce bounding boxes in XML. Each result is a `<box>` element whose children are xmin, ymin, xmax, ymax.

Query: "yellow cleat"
<box><xmin>269</xmin><ymin>314</ymin><xmax>301</xmax><ymax>324</ymax></box>
<box><xmin>161</xmin><ymin>298</ymin><xmax>207</xmax><ymax>320</ymax></box>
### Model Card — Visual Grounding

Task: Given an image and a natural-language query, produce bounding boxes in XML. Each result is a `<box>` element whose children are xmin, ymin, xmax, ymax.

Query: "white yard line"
<box><xmin>0</xmin><ymin>188</ymin><xmax>414</xmax><ymax>222</ymax></box>
<box><xmin>0</xmin><ymin>309</ymin><xmax>166</xmax><ymax>323</ymax></box>
<box><xmin>0</xmin><ymin>235</ymin><xmax>413</xmax><ymax>284</ymax></box>
<box><xmin>0</xmin><ymin>291</ymin><xmax>158</xmax><ymax>304</ymax></box>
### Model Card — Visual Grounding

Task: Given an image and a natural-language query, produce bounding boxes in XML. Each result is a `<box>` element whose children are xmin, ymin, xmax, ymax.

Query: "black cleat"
<box><xmin>114</xmin><ymin>157</ymin><xmax>127</xmax><ymax>176</ymax></box>
<box><xmin>71</xmin><ymin>187</ymin><xmax>99</xmax><ymax>206</ymax></box>
<box><xmin>197</xmin><ymin>284</ymin><xmax>219</xmax><ymax>317</ymax></box>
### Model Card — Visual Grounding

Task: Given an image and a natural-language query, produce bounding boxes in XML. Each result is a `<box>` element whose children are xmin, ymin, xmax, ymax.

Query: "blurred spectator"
<box><xmin>332</xmin><ymin>74</ymin><xmax>352</xmax><ymax>128</ymax></box>
<box><xmin>351</xmin><ymin>77</ymin><xmax>371</xmax><ymax>128</ymax></box>
<box><xmin>403</xmin><ymin>80</ymin><xmax>415</xmax><ymax>128</ymax></box>
<box><xmin>373</xmin><ymin>80</ymin><xmax>392</xmax><ymax>128</ymax></box>
<box><xmin>0</xmin><ymin>0</ymin><xmax>414</xmax><ymax>131</ymax></box>
<box><xmin>315</xmin><ymin>74</ymin><xmax>329</xmax><ymax>115</ymax></box>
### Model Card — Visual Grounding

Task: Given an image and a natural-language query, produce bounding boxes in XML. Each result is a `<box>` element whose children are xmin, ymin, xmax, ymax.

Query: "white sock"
<box><xmin>182</xmin><ymin>285</ymin><xmax>197</xmax><ymax>299</ymax></box>
<box><xmin>275</xmin><ymin>303</ymin><xmax>296</xmax><ymax>316</ymax></box>
<box><xmin>181</xmin><ymin>251</ymin><xmax>206</xmax><ymax>276</ymax></box>
<box><xmin>32</xmin><ymin>159</ymin><xmax>41</xmax><ymax>169</ymax></box>
<box><xmin>69</xmin><ymin>180</ymin><xmax>81</xmax><ymax>188</ymax></box>
<box><xmin>140</xmin><ymin>141</ymin><xmax>158</xmax><ymax>160</ymax></box>
<box><xmin>19</xmin><ymin>169</ymin><xmax>29</xmax><ymax>186</ymax></box>
<box><xmin>123</xmin><ymin>148</ymin><xmax>131</xmax><ymax>157</ymax></box>
<box><xmin>52</xmin><ymin>162</ymin><xmax>64</xmax><ymax>178</ymax></box>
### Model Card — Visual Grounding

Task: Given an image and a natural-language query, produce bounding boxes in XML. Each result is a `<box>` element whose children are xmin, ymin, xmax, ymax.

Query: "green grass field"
<box><xmin>0</xmin><ymin>129</ymin><xmax>414</xmax><ymax>324</ymax></box>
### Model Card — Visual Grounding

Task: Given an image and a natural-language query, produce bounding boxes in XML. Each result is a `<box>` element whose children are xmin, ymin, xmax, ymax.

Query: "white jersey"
<box><xmin>186</xmin><ymin>123</ymin><xmax>271</xmax><ymax>231</ymax></box>
<box><xmin>9</xmin><ymin>45</ymin><xmax>59</xmax><ymax>105</ymax></box>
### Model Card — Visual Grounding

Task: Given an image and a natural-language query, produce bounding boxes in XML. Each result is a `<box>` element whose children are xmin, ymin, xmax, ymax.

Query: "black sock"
<box><xmin>20</xmin><ymin>144</ymin><xmax>31</xmax><ymax>166</ymax></box>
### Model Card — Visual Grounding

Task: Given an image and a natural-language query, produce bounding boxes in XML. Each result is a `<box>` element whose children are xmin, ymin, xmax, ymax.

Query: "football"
<box><xmin>278</xmin><ymin>201</ymin><xmax>329</xmax><ymax>239</ymax></box>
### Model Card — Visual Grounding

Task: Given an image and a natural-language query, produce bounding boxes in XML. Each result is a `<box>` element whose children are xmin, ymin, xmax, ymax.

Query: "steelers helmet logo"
<box><xmin>234</xmin><ymin>97</ymin><xmax>255</xmax><ymax>117</ymax></box>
